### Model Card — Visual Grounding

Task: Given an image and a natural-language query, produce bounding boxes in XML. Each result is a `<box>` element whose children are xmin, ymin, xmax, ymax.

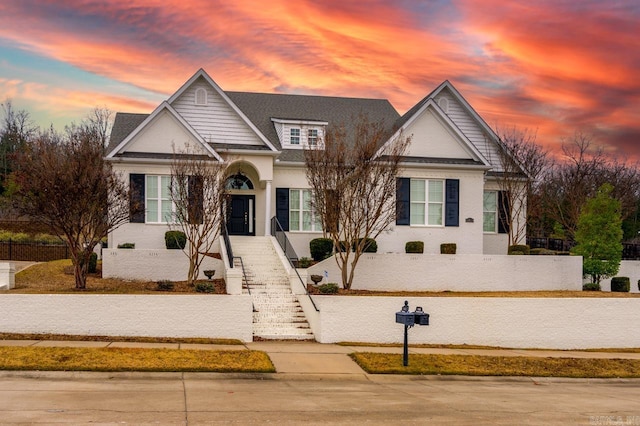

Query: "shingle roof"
<box><xmin>226</xmin><ymin>91</ymin><xmax>400</xmax><ymax>161</ymax></box>
<box><xmin>107</xmin><ymin>113</ymin><xmax>148</xmax><ymax>154</ymax></box>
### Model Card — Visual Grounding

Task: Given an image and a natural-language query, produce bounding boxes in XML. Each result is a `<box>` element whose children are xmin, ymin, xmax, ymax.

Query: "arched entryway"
<box><xmin>225</xmin><ymin>169</ymin><xmax>256</xmax><ymax>236</ymax></box>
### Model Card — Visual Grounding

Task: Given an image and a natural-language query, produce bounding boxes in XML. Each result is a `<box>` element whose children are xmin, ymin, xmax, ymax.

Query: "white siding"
<box><xmin>439</xmin><ymin>90</ymin><xmax>504</xmax><ymax>171</ymax></box>
<box><xmin>171</xmin><ymin>77</ymin><xmax>264</xmax><ymax>146</ymax></box>
<box><xmin>404</xmin><ymin>108</ymin><xmax>475</xmax><ymax>159</ymax></box>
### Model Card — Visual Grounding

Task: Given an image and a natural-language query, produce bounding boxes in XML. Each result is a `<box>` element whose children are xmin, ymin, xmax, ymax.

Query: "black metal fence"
<box><xmin>0</xmin><ymin>240</ymin><xmax>70</xmax><ymax>262</ymax></box>
<box><xmin>527</xmin><ymin>237</ymin><xmax>640</xmax><ymax>260</ymax></box>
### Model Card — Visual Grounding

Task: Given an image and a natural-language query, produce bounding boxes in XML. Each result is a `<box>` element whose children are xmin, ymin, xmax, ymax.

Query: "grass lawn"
<box><xmin>10</xmin><ymin>259</ymin><xmax>224</xmax><ymax>294</ymax></box>
<box><xmin>0</xmin><ymin>346</ymin><xmax>274</xmax><ymax>373</ymax></box>
<box><xmin>351</xmin><ymin>352</ymin><xmax>640</xmax><ymax>378</ymax></box>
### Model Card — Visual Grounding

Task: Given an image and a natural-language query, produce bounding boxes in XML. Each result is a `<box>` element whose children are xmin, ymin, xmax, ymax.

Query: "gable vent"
<box><xmin>195</xmin><ymin>88</ymin><xmax>207</xmax><ymax>105</ymax></box>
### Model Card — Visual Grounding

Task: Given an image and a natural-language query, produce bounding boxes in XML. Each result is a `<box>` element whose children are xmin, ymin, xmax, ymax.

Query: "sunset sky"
<box><xmin>0</xmin><ymin>1</ymin><xmax>638</xmax><ymax>160</ymax></box>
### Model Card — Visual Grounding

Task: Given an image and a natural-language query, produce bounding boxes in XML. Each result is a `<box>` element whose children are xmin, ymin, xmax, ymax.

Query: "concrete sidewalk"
<box><xmin>2</xmin><ymin>339</ymin><xmax>639</xmax><ymax>375</ymax></box>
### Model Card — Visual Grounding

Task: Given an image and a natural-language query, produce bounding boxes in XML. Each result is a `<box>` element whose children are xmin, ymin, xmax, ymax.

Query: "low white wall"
<box><xmin>0</xmin><ymin>294</ymin><xmax>253</xmax><ymax>342</ymax></box>
<box><xmin>307</xmin><ymin>254</ymin><xmax>582</xmax><ymax>291</ymax></box>
<box><xmin>600</xmin><ymin>261</ymin><xmax>640</xmax><ymax>293</ymax></box>
<box><xmin>102</xmin><ymin>249</ymin><xmax>223</xmax><ymax>282</ymax></box>
<box><xmin>0</xmin><ymin>262</ymin><xmax>15</xmax><ymax>290</ymax></box>
<box><xmin>314</xmin><ymin>296</ymin><xmax>640</xmax><ymax>349</ymax></box>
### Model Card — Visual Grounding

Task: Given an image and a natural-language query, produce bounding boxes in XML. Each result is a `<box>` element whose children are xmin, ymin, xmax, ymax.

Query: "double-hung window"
<box><xmin>289</xmin><ymin>189</ymin><xmax>321</xmax><ymax>232</ymax></box>
<box><xmin>290</xmin><ymin>128</ymin><xmax>301</xmax><ymax>145</ymax></box>
<box><xmin>410</xmin><ymin>179</ymin><xmax>444</xmax><ymax>226</ymax></box>
<box><xmin>483</xmin><ymin>191</ymin><xmax>498</xmax><ymax>232</ymax></box>
<box><xmin>146</xmin><ymin>175</ymin><xmax>173</xmax><ymax>223</ymax></box>
<box><xmin>307</xmin><ymin>129</ymin><xmax>318</xmax><ymax>146</ymax></box>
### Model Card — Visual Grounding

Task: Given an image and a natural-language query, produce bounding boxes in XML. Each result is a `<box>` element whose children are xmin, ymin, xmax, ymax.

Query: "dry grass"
<box><xmin>308</xmin><ymin>286</ymin><xmax>640</xmax><ymax>298</ymax></box>
<box><xmin>0</xmin><ymin>333</ymin><xmax>243</xmax><ymax>345</ymax></box>
<box><xmin>10</xmin><ymin>259</ymin><xmax>225</xmax><ymax>294</ymax></box>
<box><xmin>350</xmin><ymin>352</ymin><xmax>640</xmax><ymax>378</ymax></box>
<box><xmin>0</xmin><ymin>346</ymin><xmax>275</xmax><ymax>373</ymax></box>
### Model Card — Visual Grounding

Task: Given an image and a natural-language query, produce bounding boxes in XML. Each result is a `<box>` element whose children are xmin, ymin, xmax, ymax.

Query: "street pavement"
<box><xmin>1</xmin><ymin>339</ymin><xmax>640</xmax><ymax>424</ymax></box>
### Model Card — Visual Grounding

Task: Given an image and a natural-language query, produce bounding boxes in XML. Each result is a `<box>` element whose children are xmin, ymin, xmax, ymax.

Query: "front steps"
<box><xmin>230</xmin><ymin>236</ymin><xmax>314</xmax><ymax>341</ymax></box>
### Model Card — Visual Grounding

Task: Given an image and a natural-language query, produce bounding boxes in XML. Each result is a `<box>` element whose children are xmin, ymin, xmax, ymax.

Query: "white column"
<box><xmin>264</xmin><ymin>180</ymin><xmax>272</xmax><ymax>236</ymax></box>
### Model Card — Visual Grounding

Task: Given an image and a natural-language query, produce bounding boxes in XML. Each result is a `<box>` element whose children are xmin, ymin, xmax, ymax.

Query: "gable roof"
<box><xmin>226</xmin><ymin>92</ymin><xmax>399</xmax><ymax>162</ymax></box>
<box><xmin>106</xmin><ymin>101</ymin><xmax>223</xmax><ymax>161</ymax></box>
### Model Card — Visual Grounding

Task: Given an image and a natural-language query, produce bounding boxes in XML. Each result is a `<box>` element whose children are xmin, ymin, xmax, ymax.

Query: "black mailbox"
<box><xmin>413</xmin><ymin>306</ymin><xmax>429</xmax><ymax>326</ymax></box>
<box><xmin>396</xmin><ymin>310</ymin><xmax>416</xmax><ymax>326</ymax></box>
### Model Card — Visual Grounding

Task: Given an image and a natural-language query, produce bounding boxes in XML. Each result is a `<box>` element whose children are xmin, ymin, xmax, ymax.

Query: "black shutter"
<box><xmin>275</xmin><ymin>188</ymin><xmax>289</xmax><ymax>231</ymax></box>
<box><xmin>188</xmin><ymin>175</ymin><xmax>204</xmax><ymax>224</ymax></box>
<box><xmin>129</xmin><ymin>173</ymin><xmax>145</xmax><ymax>223</ymax></box>
<box><xmin>498</xmin><ymin>190</ymin><xmax>510</xmax><ymax>234</ymax></box>
<box><xmin>445</xmin><ymin>179</ymin><xmax>459</xmax><ymax>227</ymax></box>
<box><xmin>396</xmin><ymin>178</ymin><xmax>410</xmax><ymax>225</ymax></box>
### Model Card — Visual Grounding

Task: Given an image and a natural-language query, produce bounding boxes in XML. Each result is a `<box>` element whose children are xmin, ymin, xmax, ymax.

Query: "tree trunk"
<box><xmin>72</xmin><ymin>252</ymin><xmax>89</xmax><ymax>290</ymax></box>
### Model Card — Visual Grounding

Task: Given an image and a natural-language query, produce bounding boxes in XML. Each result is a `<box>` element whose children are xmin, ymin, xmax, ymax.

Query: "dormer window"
<box><xmin>308</xmin><ymin>129</ymin><xmax>318</xmax><ymax>146</ymax></box>
<box><xmin>290</xmin><ymin>128</ymin><xmax>301</xmax><ymax>145</ymax></box>
<box><xmin>195</xmin><ymin>88</ymin><xmax>207</xmax><ymax>105</ymax></box>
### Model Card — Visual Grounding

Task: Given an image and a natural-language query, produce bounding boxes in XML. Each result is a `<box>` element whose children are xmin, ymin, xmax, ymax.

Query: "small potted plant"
<box><xmin>204</xmin><ymin>270</ymin><xmax>215</xmax><ymax>280</ymax></box>
<box><xmin>310</xmin><ymin>274</ymin><xmax>323</xmax><ymax>285</ymax></box>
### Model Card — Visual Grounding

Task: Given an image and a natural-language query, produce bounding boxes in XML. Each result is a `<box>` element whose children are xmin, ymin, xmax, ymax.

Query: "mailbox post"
<box><xmin>395</xmin><ymin>300</ymin><xmax>430</xmax><ymax>366</ymax></box>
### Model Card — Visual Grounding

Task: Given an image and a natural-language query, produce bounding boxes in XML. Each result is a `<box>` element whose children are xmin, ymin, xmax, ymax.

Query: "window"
<box><xmin>195</xmin><ymin>88</ymin><xmax>207</xmax><ymax>105</ymax></box>
<box><xmin>225</xmin><ymin>173</ymin><xmax>253</xmax><ymax>190</ymax></box>
<box><xmin>146</xmin><ymin>175</ymin><xmax>173</xmax><ymax>223</ymax></box>
<box><xmin>307</xmin><ymin>129</ymin><xmax>318</xmax><ymax>146</ymax></box>
<box><xmin>483</xmin><ymin>191</ymin><xmax>497</xmax><ymax>232</ymax></box>
<box><xmin>289</xmin><ymin>189</ymin><xmax>321</xmax><ymax>232</ymax></box>
<box><xmin>410</xmin><ymin>179</ymin><xmax>443</xmax><ymax>226</ymax></box>
<box><xmin>290</xmin><ymin>128</ymin><xmax>300</xmax><ymax>145</ymax></box>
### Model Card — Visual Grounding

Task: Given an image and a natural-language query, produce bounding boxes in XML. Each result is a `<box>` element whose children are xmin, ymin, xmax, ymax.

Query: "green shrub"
<box><xmin>638</xmin><ymin>279</ymin><xmax>640</xmax><ymax>292</ymax></box>
<box><xmin>88</xmin><ymin>252</ymin><xmax>98</xmax><ymax>274</ymax></box>
<box><xmin>165</xmin><ymin>231</ymin><xmax>187</xmax><ymax>250</ymax></box>
<box><xmin>405</xmin><ymin>241</ymin><xmax>424</xmax><ymax>253</ymax></box>
<box><xmin>583</xmin><ymin>282</ymin><xmax>601</xmax><ymax>291</ymax></box>
<box><xmin>611</xmin><ymin>277</ymin><xmax>630</xmax><ymax>292</ymax></box>
<box><xmin>440</xmin><ymin>243</ymin><xmax>456</xmax><ymax>254</ymax></box>
<box><xmin>508</xmin><ymin>244</ymin><xmax>530</xmax><ymax>255</ymax></box>
<box><xmin>309</xmin><ymin>238</ymin><xmax>333</xmax><ymax>261</ymax></box>
<box><xmin>354</xmin><ymin>238</ymin><xmax>377</xmax><ymax>253</ymax></box>
<box><xmin>117</xmin><ymin>243</ymin><xmax>135</xmax><ymax>249</ymax></box>
<box><xmin>297</xmin><ymin>257</ymin><xmax>312</xmax><ymax>268</ymax></box>
<box><xmin>157</xmin><ymin>280</ymin><xmax>175</xmax><ymax>291</ymax></box>
<box><xmin>530</xmin><ymin>248</ymin><xmax>555</xmax><ymax>256</ymax></box>
<box><xmin>510</xmin><ymin>251</ymin><xmax>525</xmax><ymax>255</ymax></box>
<box><xmin>195</xmin><ymin>282</ymin><xmax>215</xmax><ymax>293</ymax></box>
<box><xmin>0</xmin><ymin>230</ymin><xmax>63</xmax><ymax>244</ymax></box>
<box><xmin>318</xmin><ymin>283</ymin><xmax>339</xmax><ymax>294</ymax></box>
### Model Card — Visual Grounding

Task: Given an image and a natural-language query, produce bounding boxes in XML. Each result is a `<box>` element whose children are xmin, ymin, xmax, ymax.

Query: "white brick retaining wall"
<box><xmin>308</xmin><ymin>254</ymin><xmax>583</xmax><ymax>291</ymax></box>
<box><xmin>313</xmin><ymin>296</ymin><xmax>640</xmax><ymax>349</ymax></box>
<box><xmin>0</xmin><ymin>294</ymin><xmax>253</xmax><ymax>342</ymax></box>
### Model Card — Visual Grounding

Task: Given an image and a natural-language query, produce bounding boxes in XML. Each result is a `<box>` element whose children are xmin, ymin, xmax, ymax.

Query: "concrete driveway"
<box><xmin>0</xmin><ymin>371</ymin><xmax>639</xmax><ymax>424</ymax></box>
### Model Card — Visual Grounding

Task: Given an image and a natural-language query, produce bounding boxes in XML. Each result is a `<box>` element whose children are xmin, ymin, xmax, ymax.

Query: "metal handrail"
<box><xmin>233</xmin><ymin>256</ymin><xmax>256</xmax><ymax>312</ymax></box>
<box><xmin>271</xmin><ymin>216</ymin><xmax>319</xmax><ymax>312</ymax></box>
<box><xmin>221</xmin><ymin>222</ymin><xmax>234</xmax><ymax>268</ymax></box>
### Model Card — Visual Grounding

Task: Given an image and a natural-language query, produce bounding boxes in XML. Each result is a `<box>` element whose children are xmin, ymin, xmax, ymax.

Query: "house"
<box><xmin>105</xmin><ymin>68</ymin><xmax>522</xmax><ymax>261</ymax></box>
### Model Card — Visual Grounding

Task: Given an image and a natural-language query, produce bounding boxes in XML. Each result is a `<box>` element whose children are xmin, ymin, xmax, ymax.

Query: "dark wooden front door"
<box><xmin>227</xmin><ymin>195</ymin><xmax>255</xmax><ymax>235</ymax></box>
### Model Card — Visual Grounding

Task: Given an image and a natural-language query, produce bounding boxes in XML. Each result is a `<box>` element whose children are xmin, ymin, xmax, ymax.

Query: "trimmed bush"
<box><xmin>309</xmin><ymin>238</ymin><xmax>333</xmax><ymax>261</ymax></box>
<box><xmin>157</xmin><ymin>280</ymin><xmax>175</xmax><ymax>291</ymax></box>
<box><xmin>354</xmin><ymin>238</ymin><xmax>377</xmax><ymax>253</ymax></box>
<box><xmin>440</xmin><ymin>243</ymin><xmax>456</xmax><ymax>254</ymax></box>
<box><xmin>611</xmin><ymin>277</ymin><xmax>630</xmax><ymax>292</ymax></box>
<box><xmin>405</xmin><ymin>241</ymin><xmax>424</xmax><ymax>254</ymax></box>
<box><xmin>165</xmin><ymin>231</ymin><xmax>187</xmax><ymax>250</ymax></box>
<box><xmin>508</xmin><ymin>244</ymin><xmax>530</xmax><ymax>255</ymax></box>
<box><xmin>530</xmin><ymin>248</ymin><xmax>555</xmax><ymax>256</ymax></box>
<box><xmin>297</xmin><ymin>257</ymin><xmax>312</xmax><ymax>268</ymax></box>
<box><xmin>318</xmin><ymin>283</ymin><xmax>339</xmax><ymax>294</ymax></box>
<box><xmin>509</xmin><ymin>250</ymin><xmax>525</xmax><ymax>255</ymax></box>
<box><xmin>583</xmin><ymin>282</ymin><xmax>601</xmax><ymax>291</ymax></box>
<box><xmin>638</xmin><ymin>279</ymin><xmax>640</xmax><ymax>292</ymax></box>
<box><xmin>195</xmin><ymin>282</ymin><xmax>215</xmax><ymax>293</ymax></box>
<box><xmin>117</xmin><ymin>243</ymin><xmax>135</xmax><ymax>249</ymax></box>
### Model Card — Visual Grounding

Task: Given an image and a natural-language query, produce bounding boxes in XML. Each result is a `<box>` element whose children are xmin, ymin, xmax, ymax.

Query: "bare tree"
<box><xmin>539</xmin><ymin>132</ymin><xmax>640</xmax><ymax>240</ymax></box>
<box><xmin>170</xmin><ymin>144</ymin><xmax>228</xmax><ymax>285</ymax></box>
<box><xmin>494</xmin><ymin>126</ymin><xmax>551</xmax><ymax>245</ymax></box>
<box><xmin>12</xmin><ymin>124</ymin><xmax>130</xmax><ymax>289</ymax></box>
<box><xmin>305</xmin><ymin>114</ymin><xmax>411</xmax><ymax>290</ymax></box>
<box><xmin>0</xmin><ymin>100</ymin><xmax>37</xmax><ymax>192</ymax></box>
<box><xmin>83</xmin><ymin>107</ymin><xmax>113</xmax><ymax>147</ymax></box>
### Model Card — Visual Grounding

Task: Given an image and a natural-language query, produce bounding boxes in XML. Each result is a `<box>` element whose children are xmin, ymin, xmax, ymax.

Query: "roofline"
<box><xmin>376</xmin><ymin>98</ymin><xmax>491</xmax><ymax>166</ymax></box>
<box><xmin>167</xmin><ymin>69</ymin><xmax>279</xmax><ymax>152</ymax></box>
<box><xmin>105</xmin><ymin>101</ymin><xmax>223</xmax><ymax>162</ymax></box>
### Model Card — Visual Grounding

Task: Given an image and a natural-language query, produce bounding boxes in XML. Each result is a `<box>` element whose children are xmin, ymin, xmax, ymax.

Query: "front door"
<box><xmin>227</xmin><ymin>195</ymin><xmax>255</xmax><ymax>236</ymax></box>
